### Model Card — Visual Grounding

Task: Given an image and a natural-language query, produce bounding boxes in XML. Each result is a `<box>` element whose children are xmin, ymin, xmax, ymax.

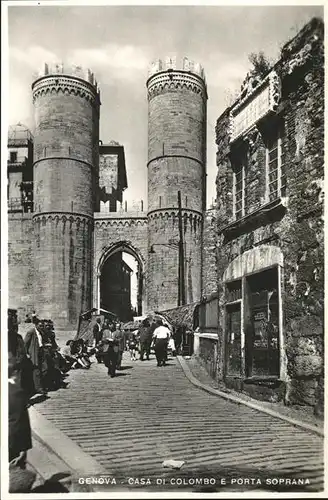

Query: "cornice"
<box><xmin>147</xmin><ymin>208</ymin><xmax>203</xmax><ymax>220</ymax></box>
<box><xmin>147</xmin><ymin>71</ymin><xmax>207</xmax><ymax>101</ymax></box>
<box><xmin>95</xmin><ymin>218</ymin><xmax>148</xmax><ymax>229</ymax></box>
<box><xmin>32</xmin><ymin>75</ymin><xmax>100</xmax><ymax>108</ymax></box>
<box><xmin>33</xmin><ymin>211</ymin><xmax>94</xmax><ymax>225</ymax></box>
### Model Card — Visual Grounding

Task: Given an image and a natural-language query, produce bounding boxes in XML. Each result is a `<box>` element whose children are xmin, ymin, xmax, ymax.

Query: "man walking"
<box><xmin>152</xmin><ymin>319</ymin><xmax>170</xmax><ymax>367</ymax></box>
<box><xmin>113</xmin><ymin>322</ymin><xmax>125</xmax><ymax>370</ymax></box>
<box><xmin>102</xmin><ymin>323</ymin><xmax>120</xmax><ymax>377</ymax></box>
<box><xmin>139</xmin><ymin>319</ymin><xmax>152</xmax><ymax>361</ymax></box>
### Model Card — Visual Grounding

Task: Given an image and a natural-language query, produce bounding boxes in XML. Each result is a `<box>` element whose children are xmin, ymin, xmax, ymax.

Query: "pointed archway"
<box><xmin>96</xmin><ymin>241</ymin><xmax>145</xmax><ymax>320</ymax></box>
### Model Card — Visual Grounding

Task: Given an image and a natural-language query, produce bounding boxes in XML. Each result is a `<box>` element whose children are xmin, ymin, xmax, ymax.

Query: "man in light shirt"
<box><xmin>152</xmin><ymin>319</ymin><xmax>170</xmax><ymax>367</ymax></box>
<box><xmin>24</xmin><ymin>317</ymin><xmax>47</xmax><ymax>397</ymax></box>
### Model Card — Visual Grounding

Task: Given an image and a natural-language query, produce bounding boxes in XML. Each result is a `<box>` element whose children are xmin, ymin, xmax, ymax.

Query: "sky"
<box><xmin>7</xmin><ymin>3</ymin><xmax>324</xmax><ymax>209</ymax></box>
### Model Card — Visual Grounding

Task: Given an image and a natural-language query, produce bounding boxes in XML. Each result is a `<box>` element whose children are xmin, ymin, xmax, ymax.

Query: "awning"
<box><xmin>156</xmin><ymin>302</ymin><xmax>200</xmax><ymax>331</ymax></box>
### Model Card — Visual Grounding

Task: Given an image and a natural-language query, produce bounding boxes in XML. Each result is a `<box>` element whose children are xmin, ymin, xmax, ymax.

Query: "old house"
<box><xmin>197</xmin><ymin>17</ymin><xmax>324</xmax><ymax>411</ymax></box>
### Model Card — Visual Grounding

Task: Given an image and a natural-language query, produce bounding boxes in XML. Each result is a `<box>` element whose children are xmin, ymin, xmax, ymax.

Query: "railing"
<box><xmin>8</xmin><ymin>198</ymin><xmax>23</xmax><ymax>212</ymax></box>
<box><xmin>7</xmin><ymin>156</ymin><xmax>28</xmax><ymax>166</ymax></box>
<box><xmin>8</xmin><ymin>197</ymin><xmax>34</xmax><ymax>213</ymax></box>
<box><xmin>8</xmin><ymin>126</ymin><xmax>34</xmax><ymax>144</ymax></box>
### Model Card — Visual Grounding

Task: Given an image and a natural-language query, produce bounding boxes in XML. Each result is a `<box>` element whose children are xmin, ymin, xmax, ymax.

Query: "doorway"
<box><xmin>99</xmin><ymin>247</ymin><xmax>143</xmax><ymax>322</ymax></box>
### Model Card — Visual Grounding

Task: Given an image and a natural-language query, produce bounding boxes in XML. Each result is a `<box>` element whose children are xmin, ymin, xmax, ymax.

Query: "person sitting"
<box><xmin>76</xmin><ymin>339</ymin><xmax>91</xmax><ymax>368</ymax></box>
<box><xmin>70</xmin><ymin>340</ymin><xmax>90</xmax><ymax>369</ymax></box>
<box><xmin>40</xmin><ymin>320</ymin><xmax>68</xmax><ymax>391</ymax></box>
<box><xmin>61</xmin><ymin>341</ymin><xmax>79</xmax><ymax>369</ymax></box>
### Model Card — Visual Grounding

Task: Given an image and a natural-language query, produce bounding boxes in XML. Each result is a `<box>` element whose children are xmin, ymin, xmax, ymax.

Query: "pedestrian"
<box><xmin>113</xmin><ymin>323</ymin><xmax>125</xmax><ymax>370</ymax></box>
<box><xmin>93</xmin><ymin>318</ymin><xmax>103</xmax><ymax>347</ymax></box>
<box><xmin>151</xmin><ymin>319</ymin><xmax>170</xmax><ymax>367</ymax></box>
<box><xmin>8</xmin><ymin>352</ymin><xmax>36</xmax><ymax>493</ymax></box>
<box><xmin>8</xmin><ymin>309</ymin><xmax>33</xmax><ymax>395</ymax></box>
<box><xmin>138</xmin><ymin>318</ymin><xmax>152</xmax><ymax>361</ymax></box>
<box><xmin>24</xmin><ymin>317</ymin><xmax>47</xmax><ymax>397</ymax></box>
<box><xmin>25</xmin><ymin>314</ymin><xmax>32</xmax><ymax>323</ymax></box>
<box><xmin>31</xmin><ymin>311</ymin><xmax>38</xmax><ymax>325</ymax></box>
<box><xmin>103</xmin><ymin>325</ymin><xmax>120</xmax><ymax>377</ymax></box>
<box><xmin>174</xmin><ymin>326</ymin><xmax>184</xmax><ymax>355</ymax></box>
<box><xmin>128</xmin><ymin>330</ymin><xmax>138</xmax><ymax>361</ymax></box>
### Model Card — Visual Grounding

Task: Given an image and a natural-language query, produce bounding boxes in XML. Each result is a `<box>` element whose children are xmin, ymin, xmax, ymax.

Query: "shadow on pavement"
<box><xmin>27</xmin><ymin>394</ymin><xmax>49</xmax><ymax>407</ymax></box>
<box><xmin>31</xmin><ymin>473</ymin><xmax>72</xmax><ymax>493</ymax></box>
<box><xmin>118</xmin><ymin>366</ymin><xmax>133</xmax><ymax>371</ymax></box>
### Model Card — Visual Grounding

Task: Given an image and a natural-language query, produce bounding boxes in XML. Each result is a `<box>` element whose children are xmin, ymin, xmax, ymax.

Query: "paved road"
<box><xmin>35</xmin><ymin>352</ymin><xmax>324</xmax><ymax>493</ymax></box>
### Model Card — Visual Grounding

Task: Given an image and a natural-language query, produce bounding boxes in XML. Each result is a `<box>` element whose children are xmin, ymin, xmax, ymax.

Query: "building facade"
<box><xmin>8</xmin><ymin>58</ymin><xmax>207</xmax><ymax>331</ymax></box>
<box><xmin>196</xmin><ymin>17</ymin><xmax>324</xmax><ymax>410</ymax></box>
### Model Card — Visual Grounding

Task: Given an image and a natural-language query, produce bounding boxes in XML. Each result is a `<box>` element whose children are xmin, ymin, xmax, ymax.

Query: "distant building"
<box><xmin>7</xmin><ymin>124</ymin><xmax>34</xmax><ymax>213</ymax></box>
<box><xmin>100</xmin><ymin>253</ymin><xmax>133</xmax><ymax>321</ymax></box>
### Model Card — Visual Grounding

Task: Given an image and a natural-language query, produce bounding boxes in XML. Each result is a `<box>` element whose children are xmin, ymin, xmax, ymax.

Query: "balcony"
<box><xmin>7</xmin><ymin>156</ymin><xmax>28</xmax><ymax>168</ymax></box>
<box><xmin>8</xmin><ymin>197</ymin><xmax>34</xmax><ymax>214</ymax></box>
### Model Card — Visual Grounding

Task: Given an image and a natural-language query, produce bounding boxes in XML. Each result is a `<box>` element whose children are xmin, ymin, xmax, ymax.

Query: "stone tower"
<box><xmin>32</xmin><ymin>64</ymin><xmax>100</xmax><ymax>329</ymax></box>
<box><xmin>146</xmin><ymin>57</ymin><xmax>207</xmax><ymax>311</ymax></box>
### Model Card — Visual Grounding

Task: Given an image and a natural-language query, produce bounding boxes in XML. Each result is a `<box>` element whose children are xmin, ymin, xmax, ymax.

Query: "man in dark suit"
<box><xmin>24</xmin><ymin>318</ymin><xmax>47</xmax><ymax>397</ymax></box>
<box><xmin>93</xmin><ymin>318</ymin><xmax>103</xmax><ymax>346</ymax></box>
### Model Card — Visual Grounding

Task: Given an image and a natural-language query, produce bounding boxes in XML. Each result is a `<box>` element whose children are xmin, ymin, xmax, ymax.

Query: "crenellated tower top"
<box><xmin>32</xmin><ymin>62</ymin><xmax>100</xmax><ymax>106</ymax></box>
<box><xmin>147</xmin><ymin>56</ymin><xmax>207</xmax><ymax>100</ymax></box>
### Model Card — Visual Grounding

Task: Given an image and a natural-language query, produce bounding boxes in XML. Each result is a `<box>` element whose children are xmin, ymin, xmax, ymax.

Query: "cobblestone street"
<box><xmin>34</xmin><ymin>352</ymin><xmax>324</xmax><ymax>493</ymax></box>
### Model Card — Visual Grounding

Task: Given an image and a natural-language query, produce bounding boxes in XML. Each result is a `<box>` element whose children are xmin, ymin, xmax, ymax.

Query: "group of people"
<box><xmin>92</xmin><ymin>316</ymin><xmax>176</xmax><ymax>370</ymax></box>
<box><xmin>8</xmin><ymin>308</ymin><xmax>103</xmax><ymax>492</ymax></box>
<box><xmin>9</xmin><ymin>312</ymin><xmax>73</xmax><ymax>401</ymax></box>
<box><xmin>92</xmin><ymin>319</ymin><xmax>126</xmax><ymax>377</ymax></box>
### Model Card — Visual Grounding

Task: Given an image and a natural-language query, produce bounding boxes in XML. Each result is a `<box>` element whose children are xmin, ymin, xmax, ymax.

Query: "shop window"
<box><xmin>225</xmin><ymin>280</ymin><xmax>242</xmax><ymax>376</ymax></box>
<box><xmin>226</xmin><ymin>280</ymin><xmax>242</xmax><ymax>303</ymax></box>
<box><xmin>245</xmin><ymin>267</ymin><xmax>279</xmax><ymax>377</ymax></box>
<box><xmin>226</xmin><ymin>304</ymin><xmax>242</xmax><ymax>376</ymax></box>
<box><xmin>266</xmin><ymin>124</ymin><xmax>286</xmax><ymax>202</ymax></box>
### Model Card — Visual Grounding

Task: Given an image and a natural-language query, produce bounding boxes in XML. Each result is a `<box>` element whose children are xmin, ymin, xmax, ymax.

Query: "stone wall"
<box><xmin>8</xmin><ymin>214</ymin><xmax>34</xmax><ymax>322</ymax></box>
<box><xmin>198</xmin><ymin>336</ymin><xmax>218</xmax><ymax>379</ymax></box>
<box><xmin>214</xmin><ymin>17</ymin><xmax>324</xmax><ymax>410</ymax></box>
<box><xmin>201</xmin><ymin>208</ymin><xmax>218</xmax><ymax>297</ymax></box>
<box><xmin>147</xmin><ymin>210</ymin><xmax>203</xmax><ymax>310</ymax></box>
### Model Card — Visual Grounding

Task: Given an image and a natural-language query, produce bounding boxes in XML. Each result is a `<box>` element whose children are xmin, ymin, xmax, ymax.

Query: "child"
<box><xmin>128</xmin><ymin>331</ymin><xmax>138</xmax><ymax>361</ymax></box>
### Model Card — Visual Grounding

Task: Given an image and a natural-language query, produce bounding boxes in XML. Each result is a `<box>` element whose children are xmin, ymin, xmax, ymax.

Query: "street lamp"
<box><xmin>149</xmin><ymin>239</ymin><xmax>179</xmax><ymax>254</ymax></box>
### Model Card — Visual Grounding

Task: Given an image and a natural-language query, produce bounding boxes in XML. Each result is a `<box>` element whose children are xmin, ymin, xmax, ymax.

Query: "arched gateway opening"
<box><xmin>97</xmin><ymin>242</ymin><xmax>144</xmax><ymax>322</ymax></box>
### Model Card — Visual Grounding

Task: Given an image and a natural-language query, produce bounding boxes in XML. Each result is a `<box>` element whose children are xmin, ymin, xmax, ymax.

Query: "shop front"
<box><xmin>221</xmin><ymin>246</ymin><xmax>287</xmax><ymax>400</ymax></box>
